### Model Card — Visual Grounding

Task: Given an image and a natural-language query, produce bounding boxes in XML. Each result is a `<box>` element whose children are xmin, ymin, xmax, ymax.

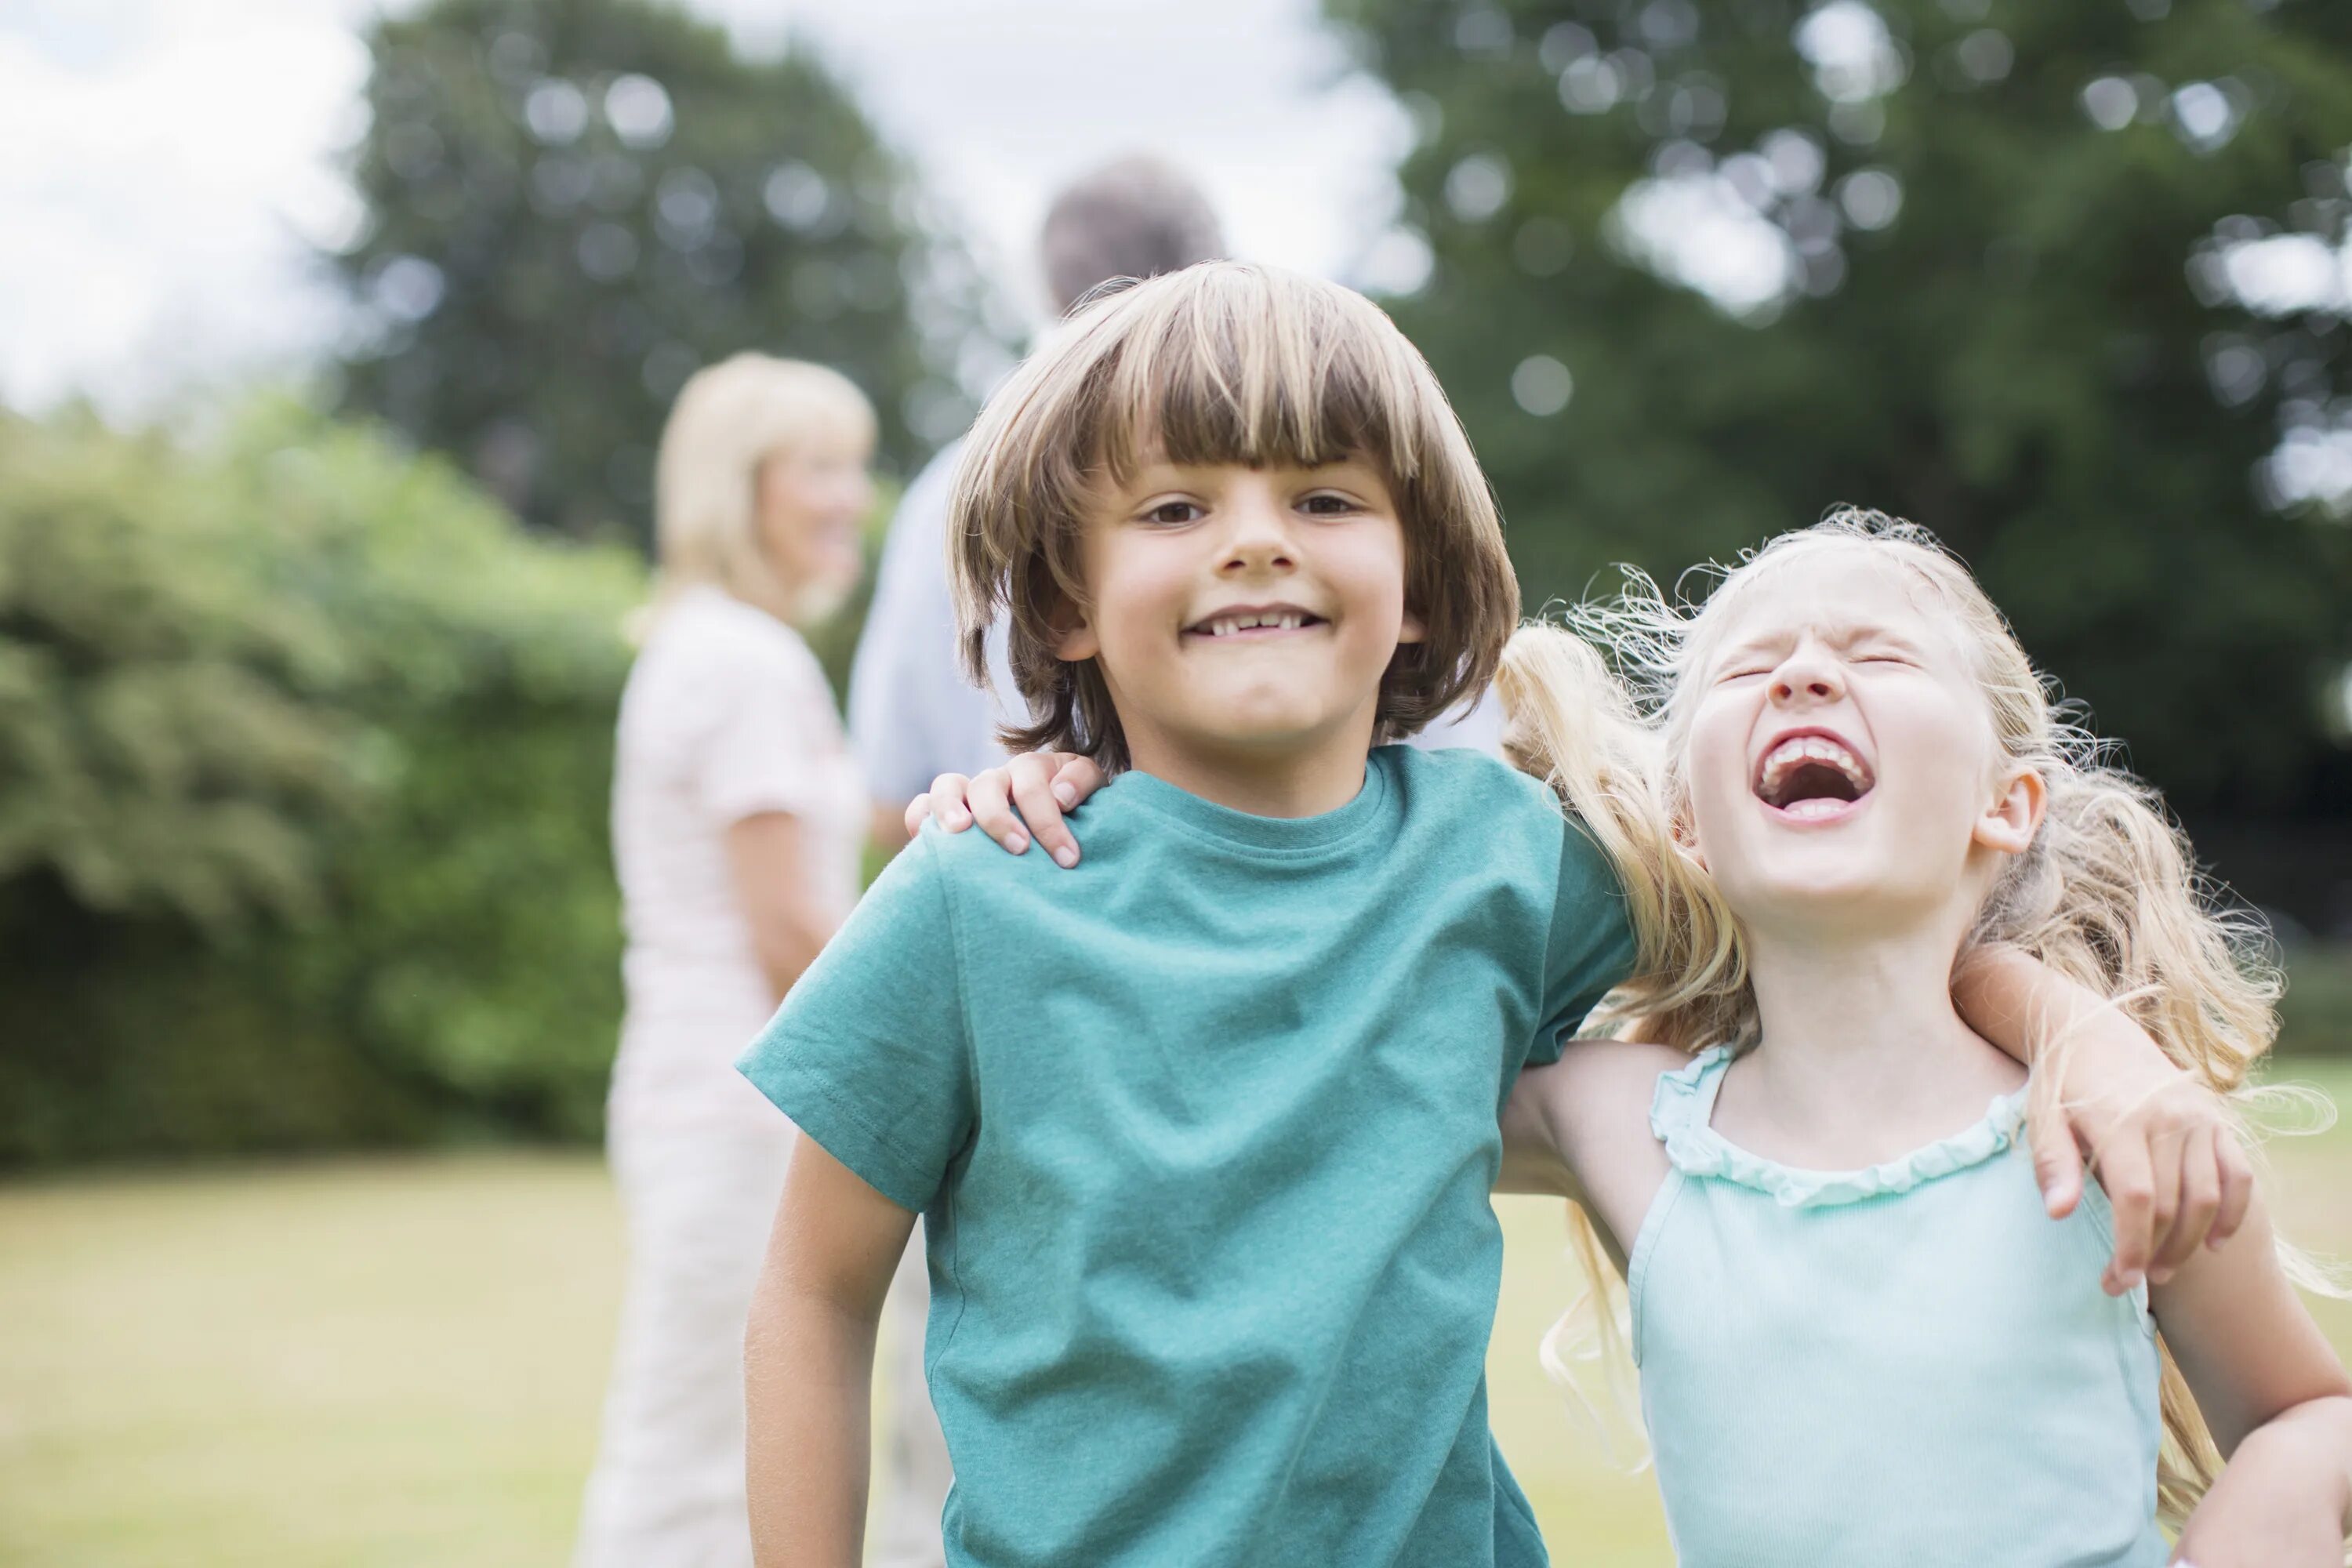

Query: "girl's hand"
<box><xmin>904</xmin><ymin>752</ymin><xmax>1107</xmax><ymax>867</ymax></box>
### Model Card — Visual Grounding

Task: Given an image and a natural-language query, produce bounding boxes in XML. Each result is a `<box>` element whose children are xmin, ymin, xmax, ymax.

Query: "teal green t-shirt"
<box><xmin>738</xmin><ymin>746</ymin><xmax>1635</xmax><ymax>1568</ymax></box>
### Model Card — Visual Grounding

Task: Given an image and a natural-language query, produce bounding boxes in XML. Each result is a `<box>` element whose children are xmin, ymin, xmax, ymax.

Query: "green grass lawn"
<box><xmin>5</xmin><ymin>1067</ymin><xmax>2350</xmax><ymax>1568</ymax></box>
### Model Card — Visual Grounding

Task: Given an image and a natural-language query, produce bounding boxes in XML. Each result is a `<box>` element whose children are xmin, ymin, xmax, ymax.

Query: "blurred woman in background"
<box><xmin>576</xmin><ymin>353</ymin><xmax>948</xmax><ymax>1568</ymax></box>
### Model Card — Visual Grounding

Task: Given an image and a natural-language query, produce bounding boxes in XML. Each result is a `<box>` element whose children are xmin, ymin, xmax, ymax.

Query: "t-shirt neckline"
<box><xmin>1111</xmin><ymin>748</ymin><xmax>1396</xmax><ymax>856</ymax></box>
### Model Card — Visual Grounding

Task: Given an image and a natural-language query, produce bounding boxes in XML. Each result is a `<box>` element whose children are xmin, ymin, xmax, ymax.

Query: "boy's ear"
<box><xmin>1973</xmin><ymin>764</ymin><xmax>2046</xmax><ymax>855</ymax></box>
<box><xmin>1048</xmin><ymin>596</ymin><xmax>1098</xmax><ymax>662</ymax></box>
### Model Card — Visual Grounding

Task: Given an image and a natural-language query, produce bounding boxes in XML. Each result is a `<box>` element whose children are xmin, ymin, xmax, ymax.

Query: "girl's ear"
<box><xmin>1671</xmin><ymin>810</ymin><xmax>1708</xmax><ymax>873</ymax></box>
<box><xmin>1973</xmin><ymin>764</ymin><xmax>2046</xmax><ymax>855</ymax></box>
<box><xmin>1398</xmin><ymin>607</ymin><xmax>1428</xmax><ymax>645</ymax></box>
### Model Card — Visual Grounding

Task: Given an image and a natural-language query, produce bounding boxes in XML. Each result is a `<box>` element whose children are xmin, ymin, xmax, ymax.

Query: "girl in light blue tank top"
<box><xmin>1634</xmin><ymin>1047</ymin><xmax>2167</xmax><ymax>1565</ymax></box>
<box><xmin>1497</xmin><ymin>516</ymin><xmax>2352</xmax><ymax>1566</ymax></box>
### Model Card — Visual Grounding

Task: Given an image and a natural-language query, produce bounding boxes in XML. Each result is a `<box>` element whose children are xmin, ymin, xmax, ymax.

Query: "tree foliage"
<box><xmin>0</xmin><ymin>399</ymin><xmax>644</xmax><ymax>1164</ymax></box>
<box><xmin>1327</xmin><ymin>0</ymin><xmax>2352</xmax><ymax>820</ymax></box>
<box><xmin>332</xmin><ymin>0</ymin><xmax>1004</xmax><ymax>543</ymax></box>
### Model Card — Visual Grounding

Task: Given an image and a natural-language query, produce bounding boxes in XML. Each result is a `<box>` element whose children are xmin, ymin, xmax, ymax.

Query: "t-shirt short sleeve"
<box><xmin>735</xmin><ymin>832</ymin><xmax>972</xmax><ymax>1211</ymax></box>
<box><xmin>698</xmin><ymin>642</ymin><xmax>831</xmax><ymax>826</ymax></box>
<box><xmin>1531</xmin><ymin>818</ymin><xmax>1639</xmax><ymax>1067</ymax></box>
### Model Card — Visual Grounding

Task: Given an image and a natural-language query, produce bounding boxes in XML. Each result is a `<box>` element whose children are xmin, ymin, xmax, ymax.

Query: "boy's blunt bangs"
<box><xmin>947</xmin><ymin>260</ymin><xmax>1520</xmax><ymax>771</ymax></box>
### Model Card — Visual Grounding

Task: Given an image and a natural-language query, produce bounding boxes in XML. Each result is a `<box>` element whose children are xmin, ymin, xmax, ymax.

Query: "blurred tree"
<box><xmin>0</xmin><ymin>397</ymin><xmax>645</xmax><ymax>1164</ymax></box>
<box><xmin>332</xmin><ymin>0</ymin><xmax>1006</xmax><ymax>543</ymax></box>
<box><xmin>1327</xmin><ymin>0</ymin><xmax>2352</xmax><ymax>822</ymax></box>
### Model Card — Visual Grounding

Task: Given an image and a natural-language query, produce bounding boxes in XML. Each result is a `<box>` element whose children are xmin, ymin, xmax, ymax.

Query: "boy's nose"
<box><xmin>1217</xmin><ymin>500</ymin><xmax>1297</xmax><ymax>574</ymax></box>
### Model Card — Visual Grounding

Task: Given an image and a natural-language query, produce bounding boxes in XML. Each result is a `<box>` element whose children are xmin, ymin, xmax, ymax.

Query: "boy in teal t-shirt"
<box><xmin>737</xmin><ymin>262</ymin><xmax>1630</xmax><ymax>1566</ymax></box>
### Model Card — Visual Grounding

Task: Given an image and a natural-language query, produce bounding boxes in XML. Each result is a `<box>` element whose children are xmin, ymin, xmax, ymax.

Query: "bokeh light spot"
<box><xmin>1511</xmin><ymin>355</ymin><xmax>1574</xmax><ymax>416</ymax></box>
<box><xmin>524</xmin><ymin>79</ymin><xmax>589</xmax><ymax>145</ymax></box>
<box><xmin>2081</xmin><ymin>77</ymin><xmax>2140</xmax><ymax>132</ymax></box>
<box><xmin>1837</xmin><ymin>168</ymin><xmax>1903</xmax><ymax>230</ymax></box>
<box><xmin>1559</xmin><ymin>56</ymin><xmax>1624</xmax><ymax>115</ymax></box>
<box><xmin>2172</xmin><ymin>82</ymin><xmax>2240</xmax><ymax>154</ymax></box>
<box><xmin>1445</xmin><ymin>152</ymin><xmax>1513</xmax><ymax>223</ymax></box>
<box><xmin>372</xmin><ymin>255</ymin><xmax>445</xmax><ymax>321</ymax></box>
<box><xmin>604</xmin><ymin>74</ymin><xmax>673</xmax><ymax>150</ymax></box>
<box><xmin>764</xmin><ymin>162</ymin><xmax>833</xmax><ymax>232</ymax></box>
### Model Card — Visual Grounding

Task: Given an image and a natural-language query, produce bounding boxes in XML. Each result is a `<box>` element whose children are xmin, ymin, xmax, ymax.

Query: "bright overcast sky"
<box><xmin>0</xmin><ymin>0</ymin><xmax>1413</xmax><ymax>416</ymax></box>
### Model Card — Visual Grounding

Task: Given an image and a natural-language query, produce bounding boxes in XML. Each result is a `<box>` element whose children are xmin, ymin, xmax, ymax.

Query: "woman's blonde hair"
<box><xmin>1498</xmin><ymin>506</ymin><xmax>2340</xmax><ymax>1534</ymax></box>
<box><xmin>651</xmin><ymin>352</ymin><xmax>874</xmax><ymax>625</ymax></box>
<box><xmin>946</xmin><ymin>261</ymin><xmax>1521</xmax><ymax>770</ymax></box>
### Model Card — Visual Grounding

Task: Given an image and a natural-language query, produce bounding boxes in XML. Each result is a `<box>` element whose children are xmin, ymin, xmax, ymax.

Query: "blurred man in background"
<box><xmin>850</xmin><ymin>154</ymin><xmax>1230</xmax><ymax>848</ymax></box>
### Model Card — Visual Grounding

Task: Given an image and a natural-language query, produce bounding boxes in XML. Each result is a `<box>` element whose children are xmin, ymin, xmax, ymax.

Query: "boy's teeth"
<box><xmin>1203</xmin><ymin>612</ymin><xmax>1307</xmax><ymax>637</ymax></box>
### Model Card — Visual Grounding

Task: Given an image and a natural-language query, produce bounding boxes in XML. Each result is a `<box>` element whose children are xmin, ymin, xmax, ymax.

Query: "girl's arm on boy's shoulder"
<box><xmin>2151</xmin><ymin>1190</ymin><xmax>2352</xmax><ymax>1568</ymax></box>
<box><xmin>744</xmin><ymin>1137</ymin><xmax>919</xmax><ymax>1568</ymax></box>
<box><xmin>1952</xmin><ymin>946</ymin><xmax>2256</xmax><ymax>1294</ymax></box>
<box><xmin>1498</xmin><ymin>1039</ymin><xmax>1684</xmax><ymax>1271</ymax></box>
<box><xmin>906</xmin><ymin>752</ymin><xmax>1104</xmax><ymax>867</ymax></box>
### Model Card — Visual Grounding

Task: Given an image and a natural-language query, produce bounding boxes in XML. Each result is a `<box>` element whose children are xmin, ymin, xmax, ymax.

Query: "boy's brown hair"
<box><xmin>946</xmin><ymin>261</ymin><xmax>1520</xmax><ymax>771</ymax></box>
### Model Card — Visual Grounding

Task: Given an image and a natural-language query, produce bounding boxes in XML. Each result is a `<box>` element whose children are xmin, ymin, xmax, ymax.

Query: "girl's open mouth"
<box><xmin>1753</xmin><ymin>732</ymin><xmax>1876</xmax><ymax>822</ymax></box>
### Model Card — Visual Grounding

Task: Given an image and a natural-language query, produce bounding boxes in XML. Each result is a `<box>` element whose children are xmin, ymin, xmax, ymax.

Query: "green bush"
<box><xmin>2280</xmin><ymin>945</ymin><xmax>2352</xmax><ymax>1060</ymax></box>
<box><xmin>0</xmin><ymin>397</ymin><xmax>646</xmax><ymax>1165</ymax></box>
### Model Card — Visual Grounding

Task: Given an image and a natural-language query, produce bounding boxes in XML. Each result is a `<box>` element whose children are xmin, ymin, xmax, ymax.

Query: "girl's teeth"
<box><xmin>1762</xmin><ymin>735</ymin><xmax>1867</xmax><ymax>786</ymax></box>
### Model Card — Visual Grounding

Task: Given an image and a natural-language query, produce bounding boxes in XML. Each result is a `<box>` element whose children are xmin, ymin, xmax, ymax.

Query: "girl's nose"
<box><xmin>1769</xmin><ymin>645</ymin><xmax>1845</xmax><ymax>705</ymax></box>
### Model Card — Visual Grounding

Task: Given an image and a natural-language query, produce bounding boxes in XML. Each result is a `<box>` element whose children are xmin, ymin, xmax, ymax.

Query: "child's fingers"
<box><xmin>1007</xmin><ymin>753</ymin><xmax>1080</xmax><ymax>869</ymax></box>
<box><xmin>1048</xmin><ymin>754</ymin><xmax>1108</xmax><ymax>812</ymax></box>
<box><xmin>2209</xmin><ymin>1131</ymin><xmax>2254</xmax><ymax>1249</ymax></box>
<box><xmin>2027</xmin><ymin>1092</ymin><xmax>2084</xmax><ymax>1220</ymax></box>
<box><xmin>2148</xmin><ymin>1125</ymin><xmax>2219</xmax><ymax>1284</ymax></box>
<box><xmin>965</xmin><ymin>769</ymin><xmax>1028</xmax><ymax>855</ymax></box>
<box><xmin>2142</xmin><ymin>1122</ymin><xmax>2183</xmax><ymax>1283</ymax></box>
<box><xmin>916</xmin><ymin>773</ymin><xmax>972</xmax><ymax>833</ymax></box>
<box><xmin>2095</xmin><ymin>1136</ymin><xmax>2156</xmax><ymax>1296</ymax></box>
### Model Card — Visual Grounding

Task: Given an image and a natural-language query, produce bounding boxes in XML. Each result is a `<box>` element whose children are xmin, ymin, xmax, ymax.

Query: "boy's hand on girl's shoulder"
<box><xmin>2028</xmin><ymin>1014</ymin><xmax>2255</xmax><ymax>1298</ymax></box>
<box><xmin>906</xmin><ymin>752</ymin><xmax>1105</xmax><ymax>867</ymax></box>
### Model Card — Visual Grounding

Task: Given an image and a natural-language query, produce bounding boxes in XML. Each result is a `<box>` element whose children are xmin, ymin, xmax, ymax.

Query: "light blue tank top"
<box><xmin>1629</xmin><ymin>1047</ymin><xmax>2170</xmax><ymax>1568</ymax></box>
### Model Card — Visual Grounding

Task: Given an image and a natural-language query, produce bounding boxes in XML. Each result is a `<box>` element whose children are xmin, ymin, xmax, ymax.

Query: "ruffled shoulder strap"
<box><xmin>1648</xmin><ymin>1045</ymin><xmax>1735</xmax><ymax>1148</ymax></box>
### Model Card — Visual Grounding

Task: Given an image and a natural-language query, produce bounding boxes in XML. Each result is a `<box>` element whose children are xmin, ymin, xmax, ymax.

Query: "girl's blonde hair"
<box><xmin>946</xmin><ymin>261</ymin><xmax>1520</xmax><ymax>771</ymax></box>
<box><xmin>651</xmin><ymin>352</ymin><xmax>875</xmax><ymax>626</ymax></box>
<box><xmin>1498</xmin><ymin>506</ymin><xmax>2339</xmax><ymax>1533</ymax></box>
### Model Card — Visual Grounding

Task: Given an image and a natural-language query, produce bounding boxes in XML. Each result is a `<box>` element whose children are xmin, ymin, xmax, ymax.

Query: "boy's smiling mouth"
<box><xmin>1754</xmin><ymin>726</ymin><xmax>1876</xmax><ymax>822</ymax></box>
<box><xmin>1182</xmin><ymin>602</ymin><xmax>1329</xmax><ymax>641</ymax></box>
